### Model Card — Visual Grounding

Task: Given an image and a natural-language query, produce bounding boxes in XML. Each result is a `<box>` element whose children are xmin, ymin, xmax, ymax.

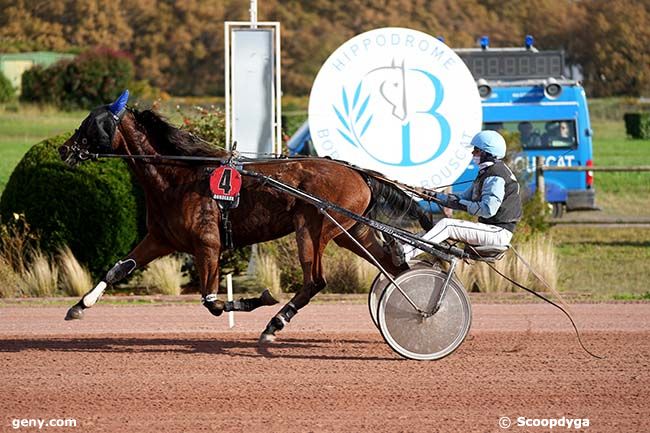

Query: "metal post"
<box><xmin>535</xmin><ymin>156</ymin><xmax>545</xmax><ymax>200</ymax></box>
<box><xmin>275</xmin><ymin>22</ymin><xmax>282</xmax><ymax>155</ymax></box>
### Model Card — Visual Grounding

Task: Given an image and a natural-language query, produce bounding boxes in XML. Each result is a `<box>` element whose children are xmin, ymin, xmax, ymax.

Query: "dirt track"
<box><xmin>1</xmin><ymin>301</ymin><xmax>649</xmax><ymax>432</ymax></box>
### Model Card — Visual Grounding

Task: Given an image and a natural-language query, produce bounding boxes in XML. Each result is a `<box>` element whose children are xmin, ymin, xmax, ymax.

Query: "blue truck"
<box><xmin>289</xmin><ymin>37</ymin><xmax>596</xmax><ymax>218</ymax></box>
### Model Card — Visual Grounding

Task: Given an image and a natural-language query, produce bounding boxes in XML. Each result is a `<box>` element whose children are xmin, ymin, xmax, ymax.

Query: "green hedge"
<box><xmin>20</xmin><ymin>64</ymin><xmax>65</xmax><ymax>106</ymax></box>
<box><xmin>20</xmin><ymin>48</ymin><xmax>134</xmax><ymax>110</ymax></box>
<box><xmin>623</xmin><ymin>112</ymin><xmax>650</xmax><ymax>139</ymax></box>
<box><xmin>0</xmin><ymin>71</ymin><xmax>14</xmax><ymax>102</ymax></box>
<box><xmin>0</xmin><ymin>133</ymin><xmax>145</xmax><ymax>276</ymax></box>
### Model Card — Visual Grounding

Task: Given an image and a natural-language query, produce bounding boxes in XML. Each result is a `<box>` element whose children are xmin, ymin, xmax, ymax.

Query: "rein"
<box><xmin>83</xmin><ymin>151</ymin><xmax>459</xmax><ymax>192</ymax></box>
<box><xmin>89</xmin><ymin>152</ymin><xmax>232</xmax><ymax>165</ymax></box>
<box><xmin>80</xmin><ymin>152</ymin><xmax>318</xmax><ymax>166</ymax></box>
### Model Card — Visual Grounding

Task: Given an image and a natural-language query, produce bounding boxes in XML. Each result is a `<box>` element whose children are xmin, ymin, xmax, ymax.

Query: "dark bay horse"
<box><xmin>58</xmin><ymin>91</ymin><xmax>430</xmax><ymax>343</ymax></box>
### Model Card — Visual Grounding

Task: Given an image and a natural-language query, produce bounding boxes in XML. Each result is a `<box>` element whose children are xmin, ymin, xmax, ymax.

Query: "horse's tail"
<box><xmin>364</xmin><ymin>175</ymin><xmax>433</xmax><ymax>231</ymax></box>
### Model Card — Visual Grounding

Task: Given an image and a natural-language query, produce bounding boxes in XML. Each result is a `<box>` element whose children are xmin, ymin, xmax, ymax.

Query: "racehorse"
<box><xmin>58</xmin><ymin>90</ymin><xmax>431</xmax><ymax>343</ymax></box>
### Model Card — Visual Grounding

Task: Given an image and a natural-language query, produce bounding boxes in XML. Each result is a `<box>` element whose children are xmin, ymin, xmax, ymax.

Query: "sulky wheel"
<box><xmin>377</xmin><ymin>267</ymin><xmax>471</xmax><ymax>361</ymax></box>
<box><xmin>367</xmin><ymin>259</ymin><xmax>437</xmax><ymax>329</ymax></box>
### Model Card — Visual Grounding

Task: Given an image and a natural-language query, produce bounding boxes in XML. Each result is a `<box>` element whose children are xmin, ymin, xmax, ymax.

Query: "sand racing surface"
<box><xmin>1</xmin><ymin>300</ymin><xmax>649</xmax><ymax>432</ymax></box>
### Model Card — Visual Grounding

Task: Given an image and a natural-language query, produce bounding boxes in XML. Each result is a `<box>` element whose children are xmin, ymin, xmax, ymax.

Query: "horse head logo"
<box><xmin>332</xmin><ymin>60</ymin><xmax>450</xmax><ymax>167</ymax></box>
<box><xmin>369</xmin><ymin>59</ymin><xmax>408</xmax><ymax>123</ymax></box>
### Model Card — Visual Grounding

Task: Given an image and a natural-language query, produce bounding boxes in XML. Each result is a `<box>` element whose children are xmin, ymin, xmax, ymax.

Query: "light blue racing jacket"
<box><xmin>436</xmin><ymin>162</ymin><xmax>505</xmax><ymax>219</ymax></box>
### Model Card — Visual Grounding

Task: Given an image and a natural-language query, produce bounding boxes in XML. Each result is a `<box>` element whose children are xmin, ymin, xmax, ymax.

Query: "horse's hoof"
<box><xmin>258</xmin><ymin>332</ymin><xmax>276</xmax><ymax>345</ymax></box>
<box><xmin>64</xmin><ymin>305</ymin><xmax>84</xmax><ymax>321</ymax></box>
<box><xmin>208</xmin><ymin>307</ymin><xmax>223</xmax><ymax>317</ymax></box>
<box><xmin>204</xmin><ymin>299</ymin><xmax>224</xmax><ymax>317</ymax></box>
<box><xmin>260</xmin><ymin>289</ymin><xmax>279</xmax><ymax>306</ymax></box>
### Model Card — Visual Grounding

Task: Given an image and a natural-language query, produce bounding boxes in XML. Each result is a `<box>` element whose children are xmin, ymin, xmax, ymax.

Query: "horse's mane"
<box><xmin>130</xmin><ymin>108</ymin><xmax>227</xmax><ymax>157</ymax></box>
<box><xmin>128</xmin><ymin>108</ymin><xmax>431</xmax><ymax>229</ymax></box>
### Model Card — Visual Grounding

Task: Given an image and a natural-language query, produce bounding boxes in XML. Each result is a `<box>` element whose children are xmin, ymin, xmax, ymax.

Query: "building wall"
<box><xmin>0</xmin><ymin>52</ymin><xmax>76</xmax><ymax>95</ymax></box>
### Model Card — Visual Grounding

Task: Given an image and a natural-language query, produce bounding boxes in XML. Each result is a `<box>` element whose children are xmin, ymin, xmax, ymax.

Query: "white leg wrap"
<box><xmin>82</xmin><ymin>281</ymin><xmax>107</xmax><ymax>308</ymax></box>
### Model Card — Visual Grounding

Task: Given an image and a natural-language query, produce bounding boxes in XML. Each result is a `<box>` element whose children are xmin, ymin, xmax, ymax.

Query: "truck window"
<box><xmin>484</xmin><ymin>120</ymin><xmax>577</xmax><ymax>150</ymax></box>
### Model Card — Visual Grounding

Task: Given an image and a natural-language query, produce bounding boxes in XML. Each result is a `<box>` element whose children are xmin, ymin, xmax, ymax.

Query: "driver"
<box><xmin>403</xmin><ymin>130</ymin><xmax>522</xmax><ymax>261</ymax></box>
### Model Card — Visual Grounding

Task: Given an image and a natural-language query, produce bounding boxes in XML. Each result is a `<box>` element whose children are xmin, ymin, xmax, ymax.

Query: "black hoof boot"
<box><xmin>224</xmin><ymin>289</ymin><xmax>280</xmax><ymax>313</ymax></box>
<box><xmin>65</xmin><ymin>302</ymin><xmax>85</xmax><ymax>321</ymax></box>
<box><xmin>202</xmin><ymin>295</ymin><xmax>224</xmax><ymax>317</ymax></box>
<box><xmin>258</xmin><ymin>316</ymin><xmax>284</xmax><ymax>344</ymax></box>
<box><xmin>260</xmin><ymin>289</ymin><xmax>279</xmax><ymax>306</ymax></box>
<box><xmin>258</xmin><ymin>303</ymin><xmax>298</xmax><ymax>344</ymax></box>
<box><xmin>258</xmin><ymin>331</ymin><xmax>276</xmax><ymax>344</ymax></box>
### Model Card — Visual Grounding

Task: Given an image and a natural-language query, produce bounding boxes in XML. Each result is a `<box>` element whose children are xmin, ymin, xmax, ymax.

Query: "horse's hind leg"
<box><xmin>258</xmin><ymin>222</ymin><xmax>408</xmax><ymax>341</ymax></box>
<box><xmin>259</xmin><ymin>207</ymin><xmax>332</xmax><ymax>343</ymax></box>
<box><xmin>65</xmin><ymin>234</ymin><xmax>173</xmax><ymax>320</ymax></box>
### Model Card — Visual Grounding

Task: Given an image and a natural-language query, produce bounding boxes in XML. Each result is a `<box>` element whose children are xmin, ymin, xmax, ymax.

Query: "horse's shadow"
<box><xmin>0</xmin><ymin>336</ymin><xmax>397</xmax><ymax>362</ymax></box>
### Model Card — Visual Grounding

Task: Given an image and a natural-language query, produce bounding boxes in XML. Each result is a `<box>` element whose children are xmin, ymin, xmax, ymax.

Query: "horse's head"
<box><xmin>59</xmin><ymin>90</ymin><xmax>129</xmax><ymax>166</ymax></box>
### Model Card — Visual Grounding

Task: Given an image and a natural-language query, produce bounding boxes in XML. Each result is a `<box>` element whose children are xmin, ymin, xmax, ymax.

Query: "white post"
<box><xmin>226</xmin><ymin>274</ymin><xmax>235</xmax><ymax>328</ymax></box>
<box><xmin>224</xmin><ymin>23</ymin><xmax>231</xmax><ymax>150</ymax></box>
<box><xmin>250</xmin><ymin>0</ymin><xmax>257</xmax><ymax>29</ymax></box>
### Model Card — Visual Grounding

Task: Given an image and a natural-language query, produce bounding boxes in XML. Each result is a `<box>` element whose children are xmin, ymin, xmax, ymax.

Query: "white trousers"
<box><xmin>404</xmin><ymin>218</ymin><xmax>513</xmax><ymax>261</ymax></box>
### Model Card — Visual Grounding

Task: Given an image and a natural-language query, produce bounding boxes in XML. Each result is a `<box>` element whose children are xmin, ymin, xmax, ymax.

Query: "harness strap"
<box><xmin>220</xmin><ymin>206</ymin><xmax>233</xmax><ymax>250</ymax></box>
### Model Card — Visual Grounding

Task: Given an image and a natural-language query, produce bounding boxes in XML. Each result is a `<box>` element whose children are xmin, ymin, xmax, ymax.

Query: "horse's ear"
<box><xmin>109</xmin><ymin>89</ymin><xmax>129</xmax><ymax>116</ymax></box>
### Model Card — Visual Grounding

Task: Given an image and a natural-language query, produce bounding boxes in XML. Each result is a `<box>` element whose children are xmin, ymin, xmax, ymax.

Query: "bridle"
<box><xmin>62</xmin><ymin>106</ymin><xmax>126</xmax><ymax>162</ymax></box>
<box><xmin>64</xmin><ymin>139</ymin><xmax>93</xmax><ymax>162</ymax></box>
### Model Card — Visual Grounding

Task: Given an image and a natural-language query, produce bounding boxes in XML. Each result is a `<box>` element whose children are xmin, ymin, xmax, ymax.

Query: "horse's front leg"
<box><xmin>223</xmin><ymin>289</ymin><xmax>279</xmax><ymax>313</ymax></box>
<box><xmin>194</xmin><ymin>246</ymin><xmax>225</xmax><ymax>317</ymax></box>
<box><xmin>196</xmin><ymin>246</ymin><xmax>279</xmax><ymax>317</ymax></box>
<box><xmin>64</xmin><ymin>234</ymin><xmax>173</xmax><ymax>320</ymax></box>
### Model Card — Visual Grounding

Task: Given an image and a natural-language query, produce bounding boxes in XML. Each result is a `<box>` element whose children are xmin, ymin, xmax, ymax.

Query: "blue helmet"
<box><xmin>471</xmin><ymin>130</ymin><xmax>506</xmax><ymax>159</ymax></box>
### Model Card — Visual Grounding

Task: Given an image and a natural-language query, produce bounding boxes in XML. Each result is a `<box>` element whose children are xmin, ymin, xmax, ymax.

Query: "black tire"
<box><xmin>552</xmin><ymin>202</ymin><xmax>564</xmax><ymax>218</ymax></box>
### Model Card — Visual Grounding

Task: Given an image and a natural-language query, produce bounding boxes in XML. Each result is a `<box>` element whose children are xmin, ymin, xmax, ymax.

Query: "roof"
<box><xmin>0</xmin><ymin>51</ymin><xmax>76</xmax><ymax>67</ymax></box>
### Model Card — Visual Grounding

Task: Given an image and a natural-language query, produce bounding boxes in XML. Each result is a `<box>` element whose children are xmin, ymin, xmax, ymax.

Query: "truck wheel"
<box><xmin>552</xmin><ymin>202</ymin><xmax>564</xmax><ymax>218</ymax></box>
